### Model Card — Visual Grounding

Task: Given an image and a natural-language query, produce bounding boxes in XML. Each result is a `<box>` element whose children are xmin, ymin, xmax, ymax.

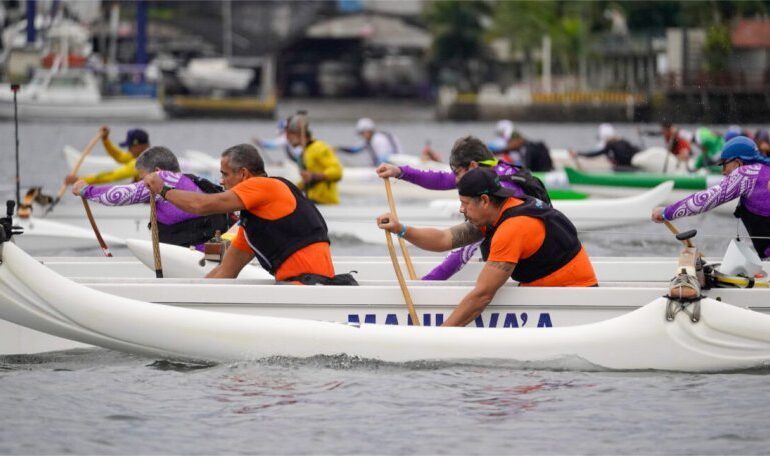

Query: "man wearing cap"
<box><xmin>487</xmin><ymin>119</ymin><xmax>515</xmax><ymax>154</ymax></box>
<box><xmin>64</xmin><ymin>126</ymin><xmax>150</xmax><ymax>185</ymax></box>
<box><xmin>377</xmin><ymin>167</ymin><xmax>597</xmax><ymax>327</ymax></box>
<box><xmin>570</xmin><ymin>123</ymin><xmax>640</xmax><ymax>171</ymax></box>
<box><xmin>339</xmin><ymin>118</ymin><xmax>402</xmax><ymax>166</ymax></box>
<box><xmin>652</xmin><ymin>136</ymin><xmax>770</xmax><ymax>259</ymax></box>
<box><xmin>252</xmin><ymin>119</ymin><xmax>302</xmax><ymax>165</ymax></box>
<box><xmin>284</xmin><ymin>113</ymin><xmax>343</xmax><ymax>205</ymax></box>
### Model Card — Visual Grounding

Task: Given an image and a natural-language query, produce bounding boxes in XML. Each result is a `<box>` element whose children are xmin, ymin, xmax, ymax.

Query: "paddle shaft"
<box><xmin>149</xmin><ymin>192</ymin><xmax>163</xmax><ymax>278</ymax></box>
<box><xmin>297</xmin><ymin>113</ymin><xmax>310</xmax><ymax>198</ymax></box>
<box><xmin>383</xmin><ymin>178</ymin><xmax>417</xmax><ymax>280</ymax></box>
<box><xmin>663</xmin><ymin>220</ymin><xmax>693</xmax><ymax>248</ymax></box>
<box><xmin>81</xmin><ymin>197</ymin><xmax>113</xmax><ymax>257</ymax></box>
<box><xmin>384</xmin><ymin>230</ymin><xmax>420</xmax><ymax>326</ymax></box>
<box><xmin>572</xmin><ymin>153</ymin><xmax>584</xmax><ymax>171</ymax></box>
<box><xmin>12</xmin><ymin>85</ymin><xmax>20</xmax><ymax>214</ymax></box>
<box><xmin>46</xmin><ymin>132</ymin><xmax>102</xmax><ymax>216</ymax></box>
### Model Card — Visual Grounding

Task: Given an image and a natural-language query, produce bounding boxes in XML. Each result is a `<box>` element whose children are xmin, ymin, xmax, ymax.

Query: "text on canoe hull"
<box><xmin>347</xmin><ymin>312</ymin><xmax>553</xmax><ymax>327</ymax></box>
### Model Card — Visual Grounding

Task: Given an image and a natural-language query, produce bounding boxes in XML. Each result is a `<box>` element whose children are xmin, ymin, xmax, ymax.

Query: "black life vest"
<box><xmin>239</xmin><ymin>176</ymin><xmax>330</xmax><ymax>275</ymax></box>
<box><xmin>480</xmin><ymin>197</ymin><xmax>582</xmax><ymax>283</ymax></box>
<box><xmin>606</xmin><ymin>139</ymin><xmax>640</xmax><ymax>167</ymax></box>
<box><xmin>495</xmin><ymin>162</ymin><xmax>552</xmax><ymax>206</ymax></box>
<box><xmin>155</xmin><ymin>174</ymin><xmax>229</xmax><ymax>247</ymax></box>
<box><xmin>523</xmin><ymin>141</ymin><xmax>554</xmax><ymax>172</ymax></box>
<box><xmin>734</xmin><ymin>204</ymin><xmax>770</xmax><ymax>259</ymax></box>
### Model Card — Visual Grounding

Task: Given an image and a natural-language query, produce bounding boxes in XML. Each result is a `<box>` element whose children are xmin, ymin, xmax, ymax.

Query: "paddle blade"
<box><xmin>42</xmin><ymin>197</ymin><xmax>61</xmax><ymax>217</ymax></box>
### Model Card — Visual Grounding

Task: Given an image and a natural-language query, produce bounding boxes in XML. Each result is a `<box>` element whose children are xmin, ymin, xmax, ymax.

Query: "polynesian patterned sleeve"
<box><xmin>663</xmin><ymin>166</ymin><xmax>758</xmax><ymax>220</ymax></box>
<box><xmin>81</xmin><ymin>171</ymin><xmax>183</xmax><ymax>206</ymax></box>
<box><xmin>421</xmin><ymin>240</ymin><xmax>481</xmax><ymax>280</ymax></box>
<box><xmin>398</xmin><ymin>165</ymin><xmax>457</xmax><ymax>190</ymax></box>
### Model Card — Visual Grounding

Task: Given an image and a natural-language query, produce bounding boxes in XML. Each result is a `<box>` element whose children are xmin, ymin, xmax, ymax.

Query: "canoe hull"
<box><xmin>1</xmin><ymin>242</ymin><xmax>770</xmax><ymax>371</ymax></box>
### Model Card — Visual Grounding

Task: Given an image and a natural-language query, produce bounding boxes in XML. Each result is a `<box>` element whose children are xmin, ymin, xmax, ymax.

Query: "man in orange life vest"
<box><xmin>143</xmin><ymin>143</ymin><xmax>354</xmax><ymax>285</ymax></box>
<box><xmin>377</xmin><ymin>167</ymin><xmax>597</xmax><ymax>326</ymax></box>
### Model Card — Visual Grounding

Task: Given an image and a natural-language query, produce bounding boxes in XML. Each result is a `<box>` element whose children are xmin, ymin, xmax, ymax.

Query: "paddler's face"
<box><xmin>759</xmin><ymin>142</ymin><xmax>770</xmax><ymax>156</ymax></box>
<box><xmin>451</xmin><ymin>161</ymin><xmax>480</xmax><ymax>183</ymax></box>
<box><xmin>286</xmin><ymin>130</ymin><xmax>301</xmax><ymax>147</ymax></box>
<box><xmin>721</xmin><ymin>158</ymin><xmax>742</xmax><ymax>176</ymax></box>
<box><xmin>359</xmin><ymin>130</ymin><xmax>374</xmax><ymax>142</ymax></box>
<box><xmin>220</xmin><ymin>157</ymin><xmax>245</xmax><ymax>189</ymax></box>
<box><xmin>459</xmin><ymin>195</ymin><xmax>490</xmax><ymax>226</ymax></box>
<box><xmin>130</xmin><ymin>143</ymin><xmax>149</xmax><ymax>158</ymax></box>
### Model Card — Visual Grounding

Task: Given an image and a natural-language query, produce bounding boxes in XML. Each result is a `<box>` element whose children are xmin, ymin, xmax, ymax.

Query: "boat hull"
<box><xmin>2</xmin><ymin>242</ymin><xmax>770</xmax><ymax>371</ymax></box>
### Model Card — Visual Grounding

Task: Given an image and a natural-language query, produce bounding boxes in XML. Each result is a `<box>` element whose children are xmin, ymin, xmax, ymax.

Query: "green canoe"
<box><xmin>546</xmin><ymin>188</ymin><xmax>589</xmax><ymax>200</ymax></box>
<box><xmin>564</xmin><ymin>167</ymin><xmax>721</xmax><ymax>190</ymax></box>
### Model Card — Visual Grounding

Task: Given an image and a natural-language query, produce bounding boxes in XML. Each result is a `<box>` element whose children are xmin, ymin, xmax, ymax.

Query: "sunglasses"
<box><xmin>719</xmin><ymin>158</ymin><xmax>737</xmax><ymax>167</ymax></box>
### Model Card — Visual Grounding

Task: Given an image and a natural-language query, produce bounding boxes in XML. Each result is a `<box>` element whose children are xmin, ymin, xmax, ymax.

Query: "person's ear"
<box><xmin>468</xmin><ymin>161</ymin><xmax>479</xmax><ymax>169</ymax></box>
<box><xmin>480</xmin><ymin>194</ymin><xmax>490</xmax><ymax>207</ymax></box>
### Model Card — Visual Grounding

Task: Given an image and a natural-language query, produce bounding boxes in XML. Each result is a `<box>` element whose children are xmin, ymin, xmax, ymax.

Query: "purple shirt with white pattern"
<box><xmin>81</xmin><ymin>170</ymin><xmax>205</xmax><ymax>225</ymax></box>
<box><xmin>664</xmin><ymin>164</ymin><xmax>770</xmax><ymax>257</ymax></box>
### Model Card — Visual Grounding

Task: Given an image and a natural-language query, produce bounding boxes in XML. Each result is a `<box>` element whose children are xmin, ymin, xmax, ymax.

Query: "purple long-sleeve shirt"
<box><xmin>398</xmin><ymin>163</ymin><xmax>525</xmax><ymax>280</ymax></box>
<box><xmin>81</xmin><ymin>170</ymin><xmax>205</xmax><ymax>225</ymax></box>
<box><xmin>664</xmin><ymin>164</ymin><xmax>770</xmax><ymax>257</ymax></box>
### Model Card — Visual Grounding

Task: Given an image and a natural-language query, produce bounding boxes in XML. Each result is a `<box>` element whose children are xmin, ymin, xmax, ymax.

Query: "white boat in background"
<box><xmin>427</xmin><ymin>181</ymin><xmax>673</xmax><ymax>230</ymax></box>
<box><xmin>12</xmin><ymin>217</ymin><xmax>125</xmax><ymax>253</ymax></box>
<box><xmin>550</xmin><ymin>148</ymin><xmax>612</xmax><ymax>171</ymax></box>
<box><xmin>1</xmin><ymin>241</ymin><xmax>770</xmax><ymax>371</ymax></box>
<box><xmin>0</xmin><ymin>68</ymin><xmax>165</xmax><ymax>121</ymax></box>
<box><xmin>34</xmin><ymin>180</ymin><xmax>672</xmax><ymax>249</ymax></box>
<box><xmin>632</xmin><ymin>147</ymin><xmax>708</xmax><ymax>174</ymax></box>
<box><xmin>177</xmin><ymin>58</ymin><xmax>255</xmax><ymax>93</ymax></box>
<box><xmin>62</xmin><ymin>145</ymin><xmax>219</xmax><ymax>182</ymax></box>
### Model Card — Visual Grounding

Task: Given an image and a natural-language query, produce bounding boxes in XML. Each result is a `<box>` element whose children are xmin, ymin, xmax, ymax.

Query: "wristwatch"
<box><xmin>160</xmin><ymin>184</ymin><xmax>174</xmax><ymax>199</ymax></box>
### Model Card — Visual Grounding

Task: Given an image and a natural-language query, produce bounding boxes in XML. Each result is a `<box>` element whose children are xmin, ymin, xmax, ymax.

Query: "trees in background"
<box><xmin>423</xmin><ymin>0</ymin><xmax>770</xmax><ymax>91</ymax></box>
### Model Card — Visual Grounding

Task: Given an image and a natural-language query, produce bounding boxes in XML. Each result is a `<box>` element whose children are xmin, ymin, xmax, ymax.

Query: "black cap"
<box><xmin>120</xmin><ymin>129</ymin><xmax>149</xmax><ymax>147</ymax></box>
<box><xmin>457</xmin><ymin>167</ymin><xmax>518</xmax><ymax>198</ymax></box>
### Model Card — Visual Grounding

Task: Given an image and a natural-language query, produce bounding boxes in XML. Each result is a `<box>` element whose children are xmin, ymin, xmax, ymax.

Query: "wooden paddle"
<box><xmin>383</xmin><ymin>178</ymin><xmax>417</xmax><ymax>280</ymax></box>
<box><xmin>296</xmin><ymin>113</ymin><xmax>310</xmax><ymax>197</ymax></box>
<box><xmin>663</xmin><ymin>220</ymin><xmax>693</xmax><ymax>248</ymax></box>
<box><xmin>80</xmin><ymin>197</ymin><xmax>113</xmax><ymax>257</ymax></box>
<box><xmin>149</xmin><ymin>191</ymin><xmax>163</xmax><ymax>278</ymax></box>
<box><xmin>569</xmin><ymin>149</ymin><xmax>584</xmax><ymax>171</ymax></box>
<box><xmin>383</xmin><ymin>221</ymin><xmax>420</xmax><ymax>326</ymax></box>
<box><xmin>44</xmin><ymin>132</ymin><xmax>102</xmax><ymax>216</ymax></box>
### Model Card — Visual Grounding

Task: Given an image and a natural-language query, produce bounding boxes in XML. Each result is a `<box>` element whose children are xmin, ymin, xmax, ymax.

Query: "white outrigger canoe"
<box><xmin>1</xmin><ymin>240</ymin><xmax>770</xmax><ymax>371</ymax></box>
<box><xmin>33</xmin><ymin>181</ymin><xmax>672</xmax><ymax>250</ymax></box>
<box><xmin>12</xmin><ymin>216</ymin><xmax>126</xmax><ymax>253</ymax></box>
<box><xmin>53</xmin><ymin>239</ymin><xmax>759</xmax><ymax>284</ymax></box>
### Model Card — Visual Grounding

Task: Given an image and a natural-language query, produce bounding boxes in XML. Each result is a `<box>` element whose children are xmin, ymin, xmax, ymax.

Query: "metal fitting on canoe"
<box><xmin>665</xmin><ymin>297</ymin><xmax>702</xmax><ymax>323</ymax></box>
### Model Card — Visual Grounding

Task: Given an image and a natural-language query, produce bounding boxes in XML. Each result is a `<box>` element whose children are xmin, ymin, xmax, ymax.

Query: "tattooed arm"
<box><xmin>376</xmin><ymin>213</ymin><xmax>483</xmax><ymax>252</ymax></box>
<box><xmin>442</xmin><ymin>260</ymin><xmax>516</xmax><ymax>327</ymax></box>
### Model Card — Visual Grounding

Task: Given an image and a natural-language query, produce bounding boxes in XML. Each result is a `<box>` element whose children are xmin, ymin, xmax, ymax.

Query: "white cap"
<box><xmin>598</xmin><ymin>123</ymin><xmax>615</xmax><ymax>143</ymax></box>
<box><xmin>356</xmin><ymin>117</ymin><xmax>376</xmax><ymax>132</ymax></box>
<box><xmin>678</xmin><ymin>129</ymin><xmax>694</xmax><ymax>143</ymax></box>
<box><xmin>495</xmin><ymin>120</ymin><xmax>515</xmax><ymax>140</ymax></box>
